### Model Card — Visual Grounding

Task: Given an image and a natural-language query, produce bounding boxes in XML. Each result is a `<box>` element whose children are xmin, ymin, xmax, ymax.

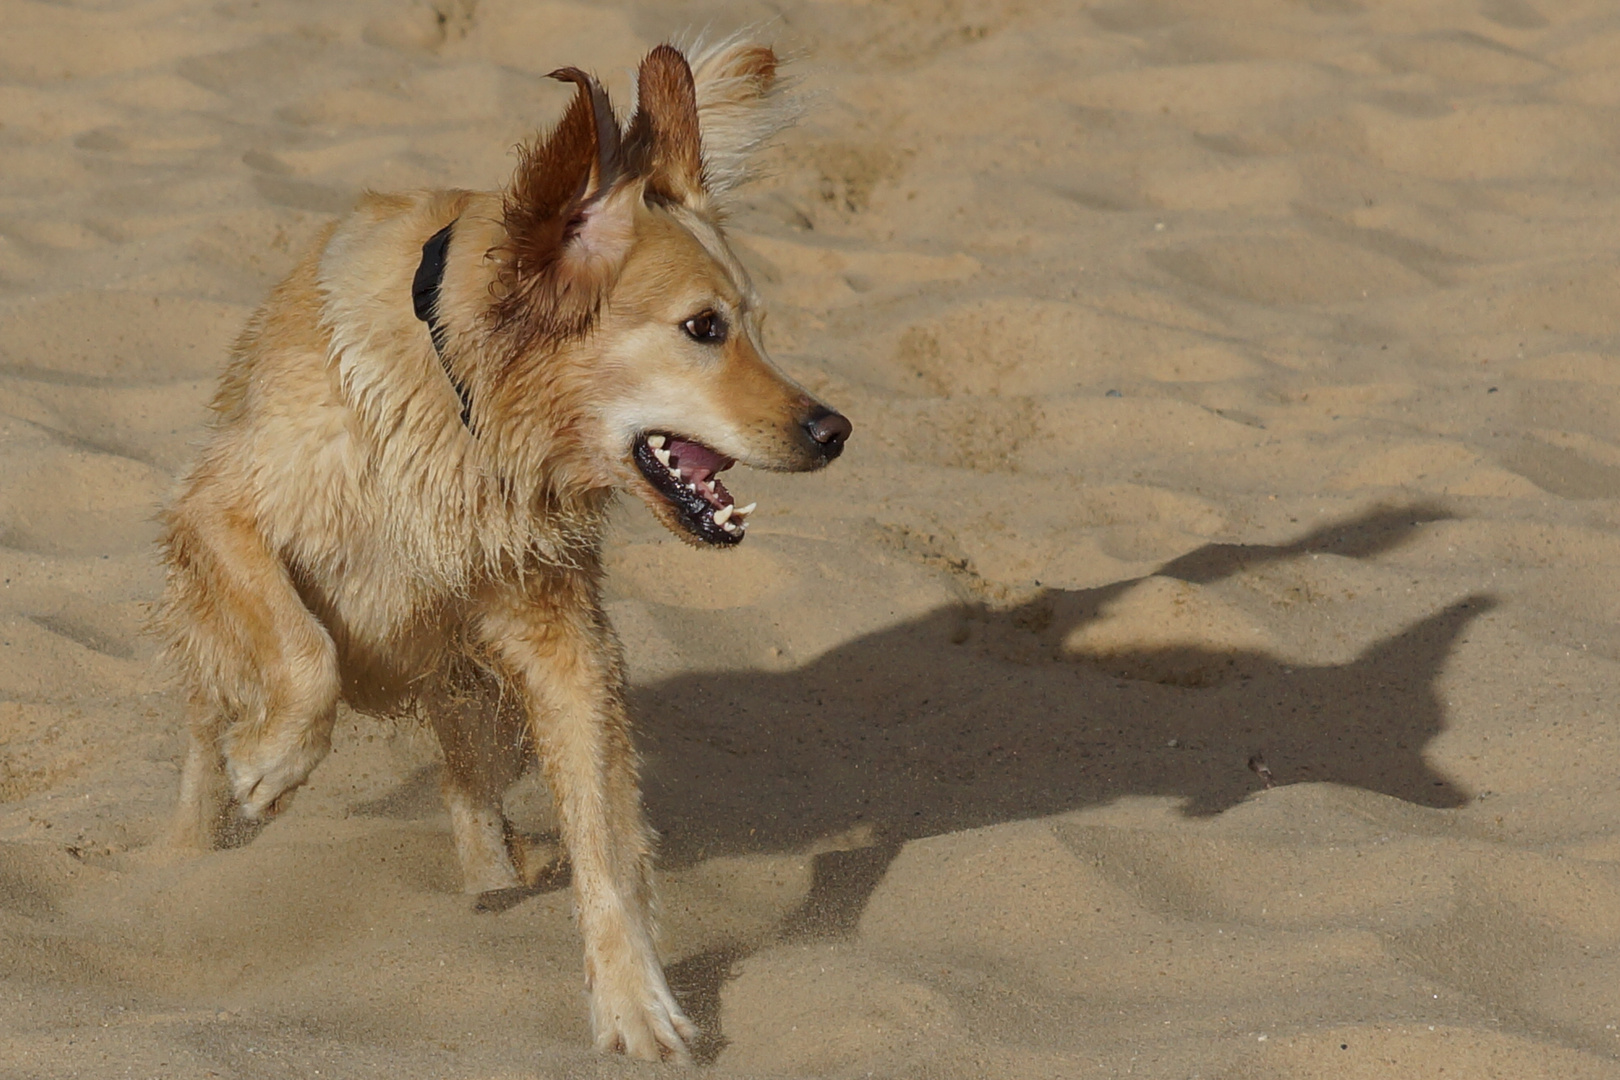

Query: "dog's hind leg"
<box><xmin>481</xmin><ymin>577</ymin><xmax>697</xmax><ymax>1063</ymax></box>
<box><xmin>158</xmin><ymin>501</ymin><xmax>341</xmax><ymax>827</ymax></box>
<box><xmin>429</xmin><ymin>676</ymin><xmax>529</xmax><ymax>894</ymax></box>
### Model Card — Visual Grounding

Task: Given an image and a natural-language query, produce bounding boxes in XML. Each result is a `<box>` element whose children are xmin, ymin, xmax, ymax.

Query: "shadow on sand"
<box><xmin>340</xmin><ymin>504</ymin><xmax>1485</xmax><ymax>1059</ymax></box>
<box><xmin>624</xmin><ymin>504</ymin><xmax>1489</xmax><ymax>1059</ymax></box>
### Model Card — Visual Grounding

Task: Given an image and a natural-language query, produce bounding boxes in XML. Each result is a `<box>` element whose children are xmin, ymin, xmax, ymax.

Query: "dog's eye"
<box><xmin>682</xmin><ymin>311</ymin><xmax>727</xmax><ymax>344</ymax></box>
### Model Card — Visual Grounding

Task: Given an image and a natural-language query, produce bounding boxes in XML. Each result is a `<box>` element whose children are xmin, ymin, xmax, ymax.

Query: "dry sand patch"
<box><xmin>4</xmin><ymin>0</ymin><xmax>1620</xmax><ymax>1077</ymax></box>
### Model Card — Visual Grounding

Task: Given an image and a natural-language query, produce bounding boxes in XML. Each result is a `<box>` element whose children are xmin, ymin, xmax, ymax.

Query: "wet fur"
<box><xmin>153</xmin><ymin>39</ymin><xmax>840</xmax><ymax>1062</ymax></box>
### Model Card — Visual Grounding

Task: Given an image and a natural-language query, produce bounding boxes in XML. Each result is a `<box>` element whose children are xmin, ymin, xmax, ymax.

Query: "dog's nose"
<box><xmin>804</xmin><ymin>407</ymin><xmax>852</xmax><ymax>457</ymax></box>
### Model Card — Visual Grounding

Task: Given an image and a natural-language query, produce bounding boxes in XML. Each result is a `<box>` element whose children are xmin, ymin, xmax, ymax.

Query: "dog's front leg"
<box><xmin>160</xmin><ymin>502</ymin><xmax>341</xmax><ymax>828</ymax></box>
<box><xmin>481</xmin><ymin>578</ymin><xmax>696</xmax><ymax>1062</ymax></box>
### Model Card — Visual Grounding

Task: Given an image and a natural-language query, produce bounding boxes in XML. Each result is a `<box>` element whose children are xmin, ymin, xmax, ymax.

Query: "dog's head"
<box><xmin>480</xmin><ymin>42</ymin><xmax>850</xmax><ymax>548</ymax></box>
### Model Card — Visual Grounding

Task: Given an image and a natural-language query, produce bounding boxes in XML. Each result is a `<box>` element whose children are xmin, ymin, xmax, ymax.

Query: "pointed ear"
<box><xmin>625</xmin><ymin>44</ymin><xmax>706</xmax><ymax>208</ymax></box>
<box><xmin>495</xmin><ymin>68</ymin><xmax>635</xmax><ymax>350</ymax></box>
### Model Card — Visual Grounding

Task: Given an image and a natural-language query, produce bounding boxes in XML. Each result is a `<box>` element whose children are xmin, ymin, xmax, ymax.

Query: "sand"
<box><xmin>4</xmin><ymin>0</ymin><xmax>1620</xmax><ymax>1076</ymax></box>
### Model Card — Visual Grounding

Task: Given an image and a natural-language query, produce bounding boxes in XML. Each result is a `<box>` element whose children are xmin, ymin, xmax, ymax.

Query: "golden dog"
<box><xmin>152</xmin><ymin>39</ymin><xmax>849</xmax><ymax>1061</ymax></box>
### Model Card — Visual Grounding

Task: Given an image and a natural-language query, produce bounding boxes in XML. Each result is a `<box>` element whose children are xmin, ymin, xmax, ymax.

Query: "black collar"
<box><xmin>411</xmin><ymin>220</ymin><xmax>476</xmax><ymax>431</ymax></box>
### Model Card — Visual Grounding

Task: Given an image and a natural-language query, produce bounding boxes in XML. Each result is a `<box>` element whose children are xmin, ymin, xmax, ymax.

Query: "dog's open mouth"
<box><xmin>632</xmin><ymin>433</ymin><xmax>755</xmax><ymax>546</ymax></box>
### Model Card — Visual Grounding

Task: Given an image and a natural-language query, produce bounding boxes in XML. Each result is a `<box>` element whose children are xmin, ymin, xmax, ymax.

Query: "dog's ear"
<box><xmin>625</xmin><ymin>44</ymin><xmax>706</xmax><ymax>208</ymax></box>
<box><xmin>495</xmin><ymin>68</ymin><xmax>638</xmax><ymax>349</ymax></box>
<box><xmin>686</xmin><ymin>38</ymin><xmax>795</xmax><ymax>199</ymax></box>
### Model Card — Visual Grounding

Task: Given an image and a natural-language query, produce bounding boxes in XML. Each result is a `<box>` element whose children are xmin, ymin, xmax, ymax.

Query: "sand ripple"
<box><xmin>4</xmin><ymin>1</ymin><xmax>1620</xmax><ymax>1076</ymax></box>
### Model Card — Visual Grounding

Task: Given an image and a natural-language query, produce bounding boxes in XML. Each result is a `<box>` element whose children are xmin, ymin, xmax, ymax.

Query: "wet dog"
<box><xmin>152</xmin><ymin>39</ymin><xmax>849</xmax><ymax>1061</ymax></box>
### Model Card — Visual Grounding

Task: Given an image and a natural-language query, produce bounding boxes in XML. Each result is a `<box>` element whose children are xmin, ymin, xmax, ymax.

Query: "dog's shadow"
<box><xmin>624</xmin><ymin>503</ymin><xmax>1489</xmax><ymax>1060</ymax></box>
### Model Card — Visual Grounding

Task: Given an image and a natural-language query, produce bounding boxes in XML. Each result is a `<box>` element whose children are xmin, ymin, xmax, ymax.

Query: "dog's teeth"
<box><xmin>653</xmin><ymin>447</ymin><xmax>672</xmax><ymax>468</ymax></box>
<box><xmin>687</xmin><ymin>482</ymin><xmax>697</xmax><ymax>492</ymax></box>
<box><xmin>722</xmin><ymin>521</ymin><xmax>739</xmax><ymax>534</ymax></box>
<box><xmin>735</xmin><ymin>502</ymin><xmax>757</xmax><ymax>517</ymax></box>
<box><xmin>646</xmin><ymin>435</ymin><xmax>666</xmax><ymax>449</ymax></box>
<box><xmin>713</xmin><ymin>505</ymin><xmax>733</xmax><ymax>526</ymax></box>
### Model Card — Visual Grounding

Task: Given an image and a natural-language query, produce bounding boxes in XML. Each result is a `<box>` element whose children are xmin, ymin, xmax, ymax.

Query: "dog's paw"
<box><xmin>591</xmin><ymin>956</ymin><xmax>698</xmax><ymax>1063</ymax></box>
<box><xmin>223</xmin><ymin>731</ymin><xmax>328</xmax><ymax>820</ymax></box>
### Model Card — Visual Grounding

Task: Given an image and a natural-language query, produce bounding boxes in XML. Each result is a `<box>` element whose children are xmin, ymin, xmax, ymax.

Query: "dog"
<box><xmin>152</xmin><ymin>39</ymin><xmax>850</xmax><ymax>1062</ymax></box>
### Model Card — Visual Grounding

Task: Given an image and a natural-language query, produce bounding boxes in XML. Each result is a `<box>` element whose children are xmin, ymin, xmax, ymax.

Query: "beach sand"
<box><xmin>5</xmin><ymin>0</ymin><xmax>1620</xmax><ymax>1076</ymax></box>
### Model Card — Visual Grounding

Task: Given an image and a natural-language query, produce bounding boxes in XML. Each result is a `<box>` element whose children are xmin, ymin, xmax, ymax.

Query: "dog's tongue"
<box><xmin>667</xmin><ymin>438</ymin><xmax>733</xmax><ymax>483</ymax></box>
